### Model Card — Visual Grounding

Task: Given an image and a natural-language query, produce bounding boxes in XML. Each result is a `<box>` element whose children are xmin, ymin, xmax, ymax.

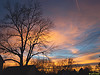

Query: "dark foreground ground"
<box><xmin>0</xmin><ymin>65</ymin><xmax>99</xmax><ymax>75</ymax></box>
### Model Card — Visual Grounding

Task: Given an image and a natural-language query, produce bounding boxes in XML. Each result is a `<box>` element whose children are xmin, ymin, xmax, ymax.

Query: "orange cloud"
<box><xmin>68</xmin><ymin>47</ymin><xmax>79</xmax><ymax>54</ymax></box>
<box><xmin>49</xmin><ymin>52</ymin><xmax>100</xmax><ymax>66</ymax></box>
<box><xmin>74</xmin><ymin>52</ymin><xmax>100</xmax><ymax>64</ymax></box>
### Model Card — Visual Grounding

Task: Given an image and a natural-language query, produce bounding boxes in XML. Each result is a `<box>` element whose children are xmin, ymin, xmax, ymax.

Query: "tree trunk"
<box><xmin>20</xmin><ymin>54</ymin><xmax>23</xmax><ymax>66</ymax></box>
<box><xmin>25</xmin><ymin>57</ymin><xmax>31</xmax><ymax>66</ymax></box>
<box><xmin>25</xmin><ymin>60</ymin><xmax>29</xmax><ymax>66</ymax></box>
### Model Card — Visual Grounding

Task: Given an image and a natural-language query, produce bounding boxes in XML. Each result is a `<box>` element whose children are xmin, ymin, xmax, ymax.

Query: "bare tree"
<box><xmin>0</xmin><ymin>0</ymin><xmax>54</xmax><ymax>66</ymax></box>
<box><xmin>67</xmin><ymin>58</ymin><xmax>74</xmax><ymax>70</ymax></box>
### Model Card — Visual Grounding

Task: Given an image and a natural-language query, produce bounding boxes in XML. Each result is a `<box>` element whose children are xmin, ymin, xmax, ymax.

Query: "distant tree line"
<box><xmin>1</xmin><ymin>65</ymin><xmax>99</xmax><ymax>75</ymax></box>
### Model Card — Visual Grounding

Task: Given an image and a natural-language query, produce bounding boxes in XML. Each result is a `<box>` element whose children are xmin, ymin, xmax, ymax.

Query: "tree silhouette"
<box><xmin>0</xmin><ymin>55</ymin><xmax>4</xmax><ymax>73</ymax></box>
<box><xmin>95</xmin><ymin>63</ymin><xmax>100</xmax><ymax>72</ymax></box>
<box><xmin>67</xmin><ymin>58</ymin><xmax>74</xmax><ymax>70</ymax></box>
<box><xmin>0</xmin><ymin>0</ymin><xmax>54</xmax><ymax>66</ymax></box>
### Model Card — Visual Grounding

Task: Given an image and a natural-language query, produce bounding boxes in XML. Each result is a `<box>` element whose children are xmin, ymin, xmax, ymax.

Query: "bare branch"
<box><xmin>0</xmin><ymin>43</ymin><xmax>20</xmax><ymax>57</ymax></box>
<box><xmin>0</xmin><ymin>0</ymin><xmax>54</xmax><ymax>66</ymax></box>
<box><xmin>4</xmin><ymin>59</ymin><xmax>20</xmax><ymax>65</ymax></box>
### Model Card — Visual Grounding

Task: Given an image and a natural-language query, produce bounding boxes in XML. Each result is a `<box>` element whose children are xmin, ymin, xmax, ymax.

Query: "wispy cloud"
<box><xmin>74</xmin><ymin>52</ymin><xmax>100</xmax><ymax>64</ymax></box>
<box><xmin>43</xmin><ymin>0</ymin><xmax>100</xmax><ymax>64</ymax></box>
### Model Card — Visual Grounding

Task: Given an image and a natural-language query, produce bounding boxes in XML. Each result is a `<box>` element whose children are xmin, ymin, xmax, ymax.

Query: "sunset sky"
<box><xmin>0</xmin><ymin>0</ymin><xmax>100</xmax><ymax>65</ymax></box>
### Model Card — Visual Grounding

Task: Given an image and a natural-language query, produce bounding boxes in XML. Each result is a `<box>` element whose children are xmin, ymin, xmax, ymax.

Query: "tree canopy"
<box><xmin>0</xmin><ymin>0</ymin><xmax>54</xmax><ymax>66</ymax></box>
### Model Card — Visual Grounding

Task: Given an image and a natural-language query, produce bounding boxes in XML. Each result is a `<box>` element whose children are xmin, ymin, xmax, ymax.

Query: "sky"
<box><xmin>40</xmin><ymin>0</ymin><xmax>100</xmax><ymax>65</ymax></box>
<box><xmin>0</xmin><ymin>0</ymin><xmax>100</xmax><ymax>65</ymax></box>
